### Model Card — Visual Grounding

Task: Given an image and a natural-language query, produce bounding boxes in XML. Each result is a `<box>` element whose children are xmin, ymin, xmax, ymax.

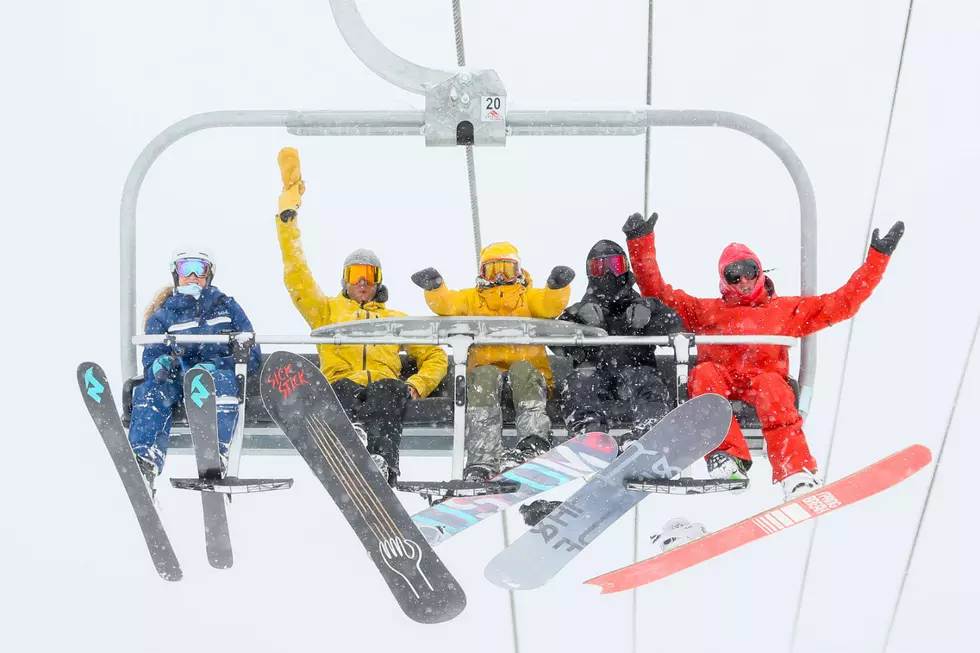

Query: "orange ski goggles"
<box><xmin>344</xmin><ymin>264</ymin><xmax>382</xmax><ymax>285</ymax></box>
<box><xmin>480</xmin><ymin>259</ymin><xmax>521</xmax><ymax>282</ymax></box>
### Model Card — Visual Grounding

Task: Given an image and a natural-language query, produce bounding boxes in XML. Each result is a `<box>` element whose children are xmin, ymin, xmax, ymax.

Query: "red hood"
<box><xmin>718</xmin><ymin>243</ymin><xmax>768</xmax><ymax>305</ymax></box>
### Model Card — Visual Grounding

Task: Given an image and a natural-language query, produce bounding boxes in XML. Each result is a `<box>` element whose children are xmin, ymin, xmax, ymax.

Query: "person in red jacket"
<box><xmin>622</xmin><ymin>212</ymin><xmax>905</xmax><ymax>501</ymax></box>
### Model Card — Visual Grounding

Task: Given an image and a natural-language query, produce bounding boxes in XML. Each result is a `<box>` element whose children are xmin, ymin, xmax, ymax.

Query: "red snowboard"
<box><xmin>585</xmin><ymin>444</ymin><xmax>932</xmax><ymax>594</ymax></box>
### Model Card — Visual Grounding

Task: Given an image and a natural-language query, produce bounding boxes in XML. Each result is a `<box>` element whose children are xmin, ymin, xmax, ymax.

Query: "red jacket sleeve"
<box><xmin>781</xmin><ymin>248</ymin><xmax>891</xmax><ymax>337</ymax></box>
<box><xmin>627</xmin><ymin>232</ymin><xmax>705</xmax><ymax>328</ymax></box>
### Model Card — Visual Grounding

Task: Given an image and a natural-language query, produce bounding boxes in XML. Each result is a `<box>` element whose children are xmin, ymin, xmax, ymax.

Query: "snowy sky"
<box><xmin>2</xmin><ymin>1</ymin><xmax>978</xmax><ymax>652</ymax></box>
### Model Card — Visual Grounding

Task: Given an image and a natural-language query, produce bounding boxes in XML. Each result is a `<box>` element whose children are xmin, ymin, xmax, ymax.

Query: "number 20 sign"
<box><xmin>482</xmin><ymin>96</ymin><xmax>505</xmax><ymax>122</ymax></box>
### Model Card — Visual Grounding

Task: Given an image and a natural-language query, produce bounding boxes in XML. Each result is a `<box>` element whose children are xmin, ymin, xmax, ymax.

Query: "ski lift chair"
<box><xmin>119</xmin><ymin>0</ymin><xmax>817</xmax><ymax>476</ymax></box>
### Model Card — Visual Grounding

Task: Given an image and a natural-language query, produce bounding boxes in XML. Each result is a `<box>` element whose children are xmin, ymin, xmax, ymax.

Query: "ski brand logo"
<box><xmin>267</xmin><ymin>363</ymin><xmax>309</xmax><ymax>399</ymax></box>
<box><xmin>84</xmin><ymin>366</ymin><xmax>105</xmax><ymax>403</ymax></box>
<box><xmin>801</xmin><ymin>491</ymin><xmax>842</xmax><ymax>514</ymax></box>
<box><xmin>530</xmin><ymin>501</ymin><xmax>597</xmax><ymax>552</ymax></box>
<box><xmin>190</xmin><ymin>374</ymin><xmax>210</xmax><ymax>408</ymax></box>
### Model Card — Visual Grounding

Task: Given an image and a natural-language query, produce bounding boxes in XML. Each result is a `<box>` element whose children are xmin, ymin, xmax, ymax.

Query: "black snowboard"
<box><xmin>77</xmin><ymin>362</ymin><xmax>182</xmax><ymax>581</ymax></box>
<box><xmin>183</xmin><ymin>367</ymin><xmax>233</xmax><ymax>569</ymax></box>
<box><xmin>259</xmin><ymin>351</ymin><xmax>466</xmax><ymax>624</ymax></box>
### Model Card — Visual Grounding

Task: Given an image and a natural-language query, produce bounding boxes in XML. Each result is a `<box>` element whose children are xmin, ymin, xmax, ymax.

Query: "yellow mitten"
<box><xmin>277</xmin><ymin>147</ymin><xmax>306</xmax><ymax>221</ymax></box>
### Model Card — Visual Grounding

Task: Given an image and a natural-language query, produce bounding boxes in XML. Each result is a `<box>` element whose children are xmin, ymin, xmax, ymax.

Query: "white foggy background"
<box><xmin>1</xmin><ymin>1</ymin><xmax>978</xmax><ymax>652</ymax></box>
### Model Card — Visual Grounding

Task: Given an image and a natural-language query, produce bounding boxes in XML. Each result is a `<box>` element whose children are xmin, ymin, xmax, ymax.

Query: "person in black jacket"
<box><xmin>520</xmin><ymin>239</ymin><xmax>686</xmax><ymax>527</ymax></box>
<box><xmin>557</xmin><ymin>239</ymin><xmax>685</xmax><ymax>447</ymax></box>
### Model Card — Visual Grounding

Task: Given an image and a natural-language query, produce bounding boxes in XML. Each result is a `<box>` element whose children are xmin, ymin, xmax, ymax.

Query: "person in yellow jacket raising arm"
<box><xmin>275</xmin><ymin>147</ymin><xmax>448</xmax><ymax>487</ymax></box>
<box><xmin>410</xmin><ymin>243</ymin><xmax>575</xmax><ymax>481</ymax></box>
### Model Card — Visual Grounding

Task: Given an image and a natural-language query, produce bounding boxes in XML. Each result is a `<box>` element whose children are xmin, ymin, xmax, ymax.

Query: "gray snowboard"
<box><xmin>484</xmin><ymin>393</ymin><xmax>732</xmax><ymax>590</ymax></box>
<box><xmin>183</xmin><ymin>367</ymin><xmax>233</xmax><ymax>569</ymax></box>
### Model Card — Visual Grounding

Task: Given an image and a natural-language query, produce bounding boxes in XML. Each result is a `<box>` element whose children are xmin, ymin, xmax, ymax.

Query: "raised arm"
<box><xmin>782</xmin><ymin>222</ymin><xmax>904</xmax><ymax>337</ymax></box>
<box><xmin>275</xmin><ymin>148</ymin><xmax>331</xmax><ymax>329</ymax></box>
<box><xmin>526</xmin><ymin>265</ymin><xmax>575</xmax><ymax>318</ymax></box>
<box><xmin>410</xmin><ymin>268</ymin><xmax>474</xmax><ymax>316</ymax></box>
<box><xmin>623</xmin><ymin>212</ymin><xmax>705</xmax><ymax>328</ymax></box>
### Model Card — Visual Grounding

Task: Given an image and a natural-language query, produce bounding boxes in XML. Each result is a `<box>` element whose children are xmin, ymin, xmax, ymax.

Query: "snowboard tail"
<box><xmin>259</xmin><ymin>351</ymin><xmax>466</xmax><ymax>624</ymax></box>
<box><xmin>585</xmin><ymin>444</ymin><xmax>933</xmax><ymax>594</ymax></box>
<box><xmin>77</xmin><ymin>362</ymin><xmax>182</xmax><ymax>582</ymax></box>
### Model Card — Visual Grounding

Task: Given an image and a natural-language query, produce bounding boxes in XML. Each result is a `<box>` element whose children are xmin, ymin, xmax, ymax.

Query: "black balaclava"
<box><xmin>585</xmin><ymin>239</ymin><xmax>636</xmax><ymax>309</ymax></box>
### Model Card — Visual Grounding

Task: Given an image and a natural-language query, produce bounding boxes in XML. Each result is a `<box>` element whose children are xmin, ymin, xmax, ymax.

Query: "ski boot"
<box><xmin>134</xmin><ymin>454</ymin><xmax>159</xmax><ymax>499</ymax></box>
<box><xmin>706</xmin><ymin>451</ymin><xmax>750</xmax><ymax>494</ymax></box>
<box><xmin>651</xmin><ymin>517</ymin><xmax>709</xmax><ymax>553</ymax></box>
<box><xmin>500</xmin><ymin>435</ymin><xmax>551</xmax><ymax>472</ymax></box>
<box><xmin>519</xmin><ymin>499</ymin><xmax>562</xmax><ymax>527</ymax></box>
<box><xmin>781</xmin><ymin>470</ymin><xmax>820</xmax><ymax>501</ymax></box>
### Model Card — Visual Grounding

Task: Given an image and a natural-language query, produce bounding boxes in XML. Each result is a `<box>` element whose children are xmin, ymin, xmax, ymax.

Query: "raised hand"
<box><xmin>411</xmin><ymin>267</ymin><xmax>443</xmax><ymax>291</ymax></box>
<box><xmin>870</xmin><ymin>221</ymin><xmax>905</xmax><ymax>256</ymax></box>
<box><xmin>547</xmin><ymin>265</ymin><xmax>575</xmax><ymax>290</ymax></box>
<box><xmin>622</xmin><ymin>212</ymin><xmax>658</xmax><ymax>240</ymax></box>
<box><xmin>277</xmin><ymin>147</ymin><xmax>306</xmax><ymax>222</ymax></box>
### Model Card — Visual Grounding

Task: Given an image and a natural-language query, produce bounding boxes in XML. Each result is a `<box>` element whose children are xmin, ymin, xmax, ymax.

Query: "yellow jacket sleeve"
<box><xmin>422</xmin><ymin>284</ymin><xmax>474</xmax><ymax>316</ymax></box>
<box><xmin>276</xmin><ymin>217</ymin><xmax>331</xmax><ymax>328</ymax></box>
<box><xmin>526</xmin><ymin>284</ymin><xmax>572</xmax><ymax>318</ymax></box>
<box><xmin>403</xmin><ymin>345</ymin><xmax>449</xmax><ymax>397</ymax></box>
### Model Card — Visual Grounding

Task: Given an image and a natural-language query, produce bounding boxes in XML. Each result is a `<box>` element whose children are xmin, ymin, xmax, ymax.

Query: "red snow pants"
<box><xmin>688</xmin><ymin>362</ymin><xmax>817</xmax><ymax>483</ymax></box>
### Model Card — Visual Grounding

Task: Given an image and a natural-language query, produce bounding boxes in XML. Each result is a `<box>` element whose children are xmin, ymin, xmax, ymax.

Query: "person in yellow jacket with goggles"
<box><xmin>275</xmin><ymin>147</ymin><xmax>448</xmax><ymax>486</ymax></box>
<box><xmin>411</xmin><ymin>243</ymin><xmax>575</xmax><ymax>481</ymax></box>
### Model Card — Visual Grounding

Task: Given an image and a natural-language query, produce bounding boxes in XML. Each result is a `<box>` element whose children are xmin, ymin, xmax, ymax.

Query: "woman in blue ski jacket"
<box><xmin>130</xmin><ymin>251</ymin><xmax>261</xmax><ymax>486</ymax></box>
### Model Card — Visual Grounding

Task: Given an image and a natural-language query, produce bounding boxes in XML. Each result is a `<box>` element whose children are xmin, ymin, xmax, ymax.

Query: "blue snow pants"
<box><xmin>129</xmin><ymin>367</ymin><xmax>239</xmax><ymax>472</ymax></box>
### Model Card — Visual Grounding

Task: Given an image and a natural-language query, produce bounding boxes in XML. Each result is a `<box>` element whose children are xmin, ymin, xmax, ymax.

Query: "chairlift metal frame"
<box><xmin>119</xmin><ymin>0</ymin><xmax>818</xmax><ymax>478</ymax></box>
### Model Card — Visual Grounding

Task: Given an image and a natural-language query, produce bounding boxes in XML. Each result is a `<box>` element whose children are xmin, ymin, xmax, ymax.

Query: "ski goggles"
<box><xmin>587</xmin><ymin>254</ymin><xmax>629</xmax><ymax>278</ymax></box>
<box><xmin>173</xmin><ymin>258</ymin><xmax>212</xmax><ymax>278</ymax></box>
<box><xmin>723</xmin><ymin>259</ymin><xmax>761</xmax><ymax>285</ymax></box>
<box><xmin>480</xmin><ymin>259</ymin><xmax>521</xmax><ymax>282</ymax></box>
<box><xmin>344</xmin><ymin>263</ymin><xmax>382</xmax><ymax>285</ymax></box>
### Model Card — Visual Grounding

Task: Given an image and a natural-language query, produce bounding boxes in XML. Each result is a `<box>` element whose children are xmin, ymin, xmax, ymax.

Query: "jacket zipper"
<box><xmin>361</xmin><ymin>306</ymin><xmax>371</xmax><ymax>383</ymax></box>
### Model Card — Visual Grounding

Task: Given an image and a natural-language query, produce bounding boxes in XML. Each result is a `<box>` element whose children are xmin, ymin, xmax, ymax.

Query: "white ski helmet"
<box><xmin>170</xmin><ymin>249</ymin><xmax>215</xmax><ymax>287</ymax></box>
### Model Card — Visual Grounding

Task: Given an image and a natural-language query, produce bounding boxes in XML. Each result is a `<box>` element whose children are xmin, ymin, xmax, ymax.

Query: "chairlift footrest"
<box><xmin>396</xmin><ymin>480</ymin><xmax>520</xmax><ymax>499</ymax></box>
<box><xmin>624</xmin><ymin>477</ymin><xmax>749</xmax><ymax>494</ymax></box>
<box><xmin>170</xmin><ymin>477</ymin><xmax>294</xmax><ymax>494</ymax></box>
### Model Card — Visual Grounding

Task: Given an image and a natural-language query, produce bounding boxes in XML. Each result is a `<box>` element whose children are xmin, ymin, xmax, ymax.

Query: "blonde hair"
<box><xmin>143</xmin><ymin>286</ymin><xmax>173</xmax><ymax>328</ymax></box>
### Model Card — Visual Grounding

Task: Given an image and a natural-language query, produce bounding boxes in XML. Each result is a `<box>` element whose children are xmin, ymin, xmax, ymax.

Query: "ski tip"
<box><xmin>907</xmin><ymin>443</ymin><xmax>933</xmax><ymax>465</ymax></box>
<box><xmin>159</xmin><ymin>568</ymin><xmax>183</xmax><ymax>582</ymax></box>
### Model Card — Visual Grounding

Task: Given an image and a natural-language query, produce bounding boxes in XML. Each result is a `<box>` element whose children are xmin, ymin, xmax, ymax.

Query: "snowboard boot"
<box><xmin>500</xmin><ymin>435</ymin><xmax>551</xmax><ymax>472</ymax></box>
<box><xmin>651</xmin><ymin>517</ymin><xmax>709</xmax><ymax>553</ymax></box>
<box><xmin>781</xmin><ymin>470</ymin><xmax>820</xmax><ymax>501</ymax></box>
<box><xmin>371</xmin><ymin>454</ymin><xmax>390</xmax><ymax>483</ymax></box>
<box><xmin>707</xmin><ymin>451</ymin><xmax>750</xmax><ymax>481</ymax></box>
<box><xmin>462</xmin><ymin>464</ymin><xmax>494</xmax><ymax>483</ymax></box>
<box><xmin>519</xmin><ymin>499</ymin><xmax>563</xmax><ymax>527</ymax></box>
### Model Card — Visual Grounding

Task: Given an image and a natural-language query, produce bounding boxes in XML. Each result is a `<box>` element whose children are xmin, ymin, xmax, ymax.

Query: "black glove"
<box><xmin>573</xmin><ymin>302</ymin><xmax>605</xmax><ymax>327</ymax></box>
<box><xmin>547</xmin><ymin>265</ymin><xmax>575</xmax><ymax>290</ymax></box>
<box><xmin>411</xmin><ymin>267</ymin><xmax>443</xmax><ymax>291</ymax></box>
<box><xmin>622</xmin><ymin>212</ymin><xmax>658</xmax><ymax>240</ymax></box>
<box><xmin>870</xmin><ymin>221</ymin><xmax>905</xmax><ymax>256</ymax></box>
<box><xmin>625</xmin><ymin>303</ymin><xmax>652</xmax><ymax>330</ymax></box>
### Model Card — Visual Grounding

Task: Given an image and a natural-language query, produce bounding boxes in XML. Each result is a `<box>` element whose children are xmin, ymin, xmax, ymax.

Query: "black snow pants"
<box><xmin>559</xmin><ymin>364</ymin><xmax>671</xmax><ymax>442</ymax></box>
<box><xmin>332</xmin><ymin>377</ymin><xmax>411</xmax><ymax>477</ymax></box>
